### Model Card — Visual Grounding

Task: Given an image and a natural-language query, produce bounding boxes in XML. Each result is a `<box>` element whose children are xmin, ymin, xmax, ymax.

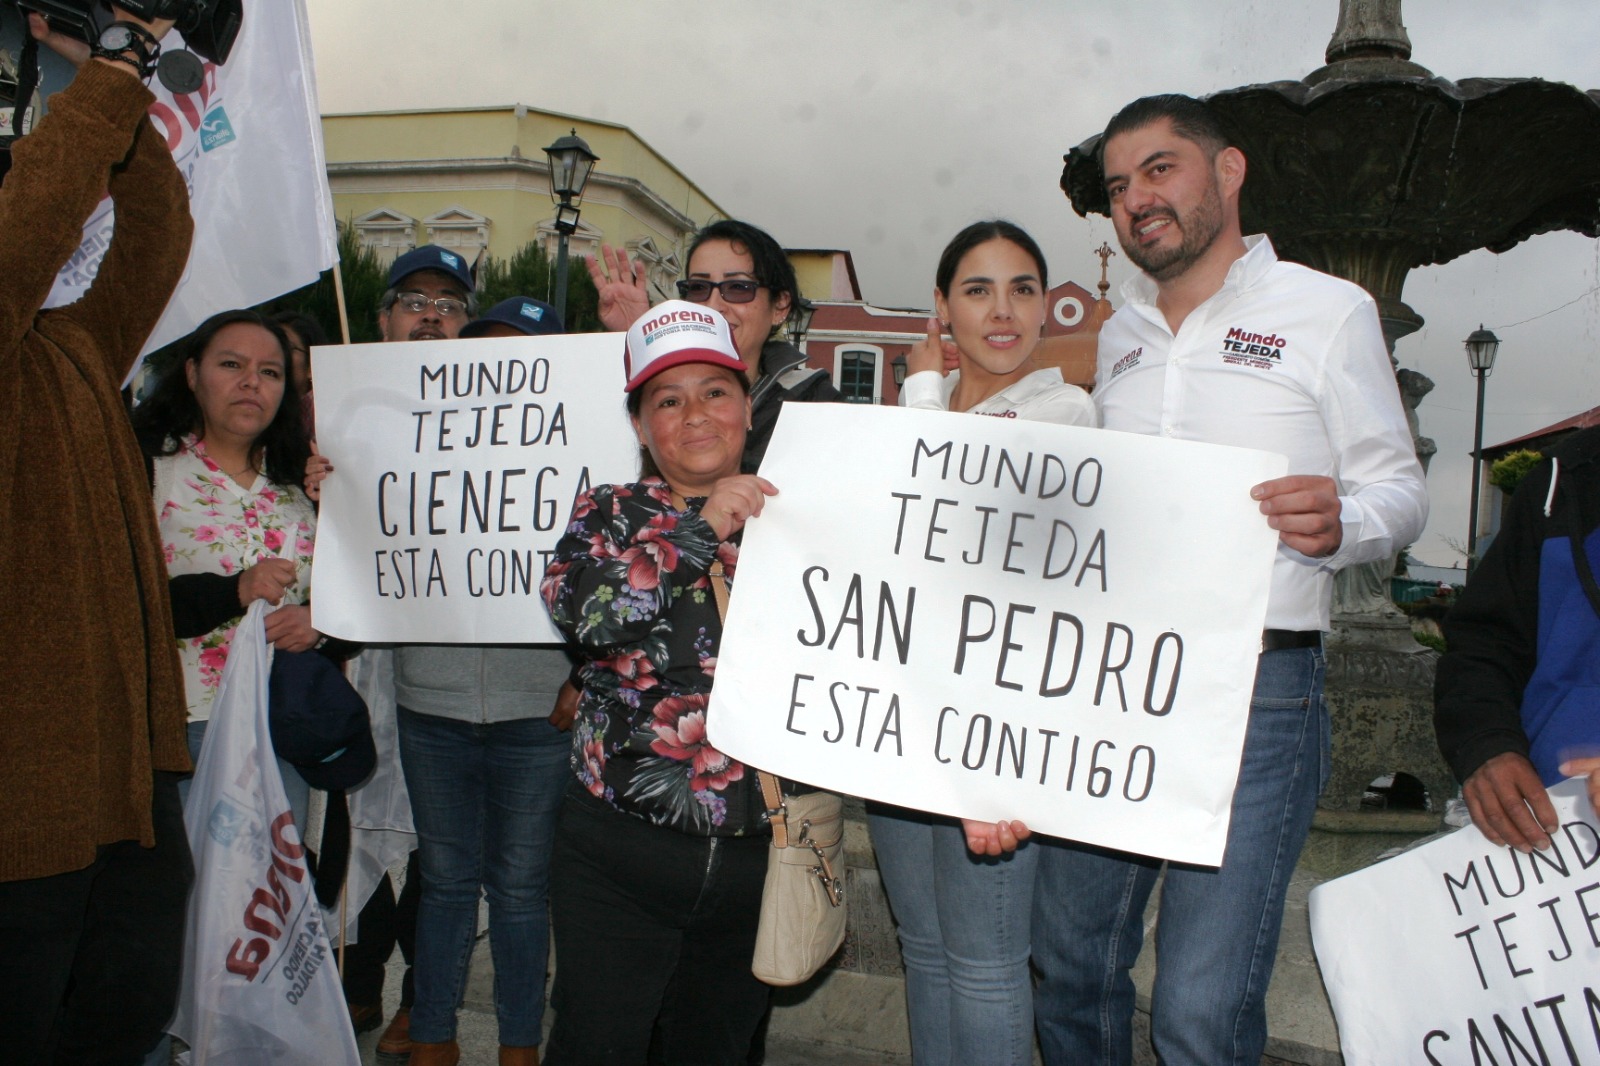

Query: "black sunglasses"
<box><xmin>677</xmin><ymin>278</ymin><xmax>765</xmax><ymax>304</ymax></box>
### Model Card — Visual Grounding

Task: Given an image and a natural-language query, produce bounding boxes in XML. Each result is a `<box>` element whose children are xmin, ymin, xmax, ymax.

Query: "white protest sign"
<box><xmin>310</xmin><ymin>333</ymin><xmax>638</xmax><ymax>643</ymax></box>
<box><xmin>706</xmin><ymin>404</ymin><xmax>1285</xmax><ymax>866</ymax></box>
<box><xmin>1310</xmin><ymin>779</ymin><xmax>1600</xmax><ymax>1065</ymax></box>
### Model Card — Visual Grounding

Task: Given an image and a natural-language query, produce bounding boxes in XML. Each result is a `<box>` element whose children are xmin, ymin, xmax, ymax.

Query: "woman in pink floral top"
<box><xmin>539</xmin><ymin>302</ymin><xmax>782</xmax><ymax>1065</ymax></box>
<box><xmin>132</xmin><ymin>309</ymin><xmax>320</xmax><ymax>824</ymax></box>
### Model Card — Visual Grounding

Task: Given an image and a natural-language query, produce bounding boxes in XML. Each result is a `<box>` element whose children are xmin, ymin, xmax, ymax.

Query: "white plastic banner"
<box><xmin>1310</xmin><ymin>778</ymin><xmax>1600</xmax><ymax>1065</ymax></box>
<box><xmin>309</xmin><ymin>332</ymin><xmax>639</xmax><ymax>643</ymax></box>
<box><xmin>169</xmin><ymin>602</ymin><xmax>360</xmax><ymax>1066</ymax></box>
<box><xmin>44</xmin><ymin>1</ymin><xmax>337</xmax><ymax>371</ymax></box>
<box><xmin>706</xmin><ymin>404</ymin><xmax>1285</xmax><ymax>865</ymax></box>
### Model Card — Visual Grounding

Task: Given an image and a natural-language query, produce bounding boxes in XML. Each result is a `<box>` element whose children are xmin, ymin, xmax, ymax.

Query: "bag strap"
<box><xmin>676</xmin><ymin>490</ymin><xmax>789</xmax><ymax>847</ymax></box>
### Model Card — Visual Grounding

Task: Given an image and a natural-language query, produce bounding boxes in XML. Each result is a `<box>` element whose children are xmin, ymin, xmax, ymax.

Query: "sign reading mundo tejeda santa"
<box><xmin>1310</xmin><ymin>779</ymin><xmax>1600</xmax><ymax>1065</ymax></box>
<box><xmin>706</xmin><ymin>404</ymin><xmax>1286</xmax><ymax>866</ymax></box>
<box><xmin>309</xmin><ymin>333</ymin><xmax>637</xmax><ymax>643</ymax></box>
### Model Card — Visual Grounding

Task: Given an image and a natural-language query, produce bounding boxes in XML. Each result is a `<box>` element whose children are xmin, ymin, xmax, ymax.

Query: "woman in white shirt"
<box><xmin>871</xmin><ymin>221</ymin><xmax>1094</xmax><ymax>1066</ymax></box>
<box><xmin>132</xmin><ymin>309</ymin><xmax>321</xmax><ymax>823</ymax></box>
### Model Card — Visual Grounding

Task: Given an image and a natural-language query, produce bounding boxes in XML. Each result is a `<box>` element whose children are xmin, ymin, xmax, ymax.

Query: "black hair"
<box><xmin>132</xmin><ymin>309</ymin><xmax>311</xmax><ymax>489</ymax></box>
<box><xmin>272</xmin><ymin>309</ymin><xmax>329</xmax><ymax>349</ymax></box>
<box><xmin>686</xmin><ymin>219</ymin><xmax>800</xmax><ymax>339</ymax></box>
<box><xmin>1101</xmin><ymin>93</ymin><xmax>1231</xmax><ymax>162</ymax></box>
<box><xmin>934</xmin><ymin>220</ymin><xmax>1049</xmax><ymax>297</ymax></box>
<box><xmin>624</xmin><ymin>365</ymin><xmax>752</xmax><ymax>481</ymax></box>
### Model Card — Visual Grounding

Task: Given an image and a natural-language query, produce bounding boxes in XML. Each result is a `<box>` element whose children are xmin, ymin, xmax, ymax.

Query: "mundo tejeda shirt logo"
<box><xmin>1218</xmin><ymin>326</ymin><xmax>1289</xmax><ymax>370</ymax></box>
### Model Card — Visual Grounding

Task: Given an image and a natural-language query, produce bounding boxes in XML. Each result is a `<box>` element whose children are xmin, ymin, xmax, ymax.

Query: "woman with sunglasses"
<box><xmin>587</xmin><ymin>219</ymin><xmax>841</xmax><ymax>470</ymax></box>
<box><xmin>869</xmin><ymin>220</ymin><xmax>1094</xmax><ymax>1066</ymax></box>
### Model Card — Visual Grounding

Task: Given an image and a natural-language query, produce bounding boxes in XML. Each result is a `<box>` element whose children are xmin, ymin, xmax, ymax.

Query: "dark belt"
<box><xmin>1262</xmin><ymin>629</ymin><xmax>1322</xmax><ymax>652</ymax></box>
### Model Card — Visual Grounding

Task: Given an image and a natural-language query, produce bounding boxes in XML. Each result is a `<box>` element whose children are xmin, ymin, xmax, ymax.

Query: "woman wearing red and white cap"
<box><xmin>539</xmin><ymin>302</ymin><xmax>782</xmax><ymax>1065</ymax></box>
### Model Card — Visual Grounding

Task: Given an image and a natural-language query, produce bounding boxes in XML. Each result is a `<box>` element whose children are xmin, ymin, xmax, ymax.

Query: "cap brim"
<box><xmin>625</xmin><ymin>349</ymin><xmax>749</xmax><ymax>392</ymax></box>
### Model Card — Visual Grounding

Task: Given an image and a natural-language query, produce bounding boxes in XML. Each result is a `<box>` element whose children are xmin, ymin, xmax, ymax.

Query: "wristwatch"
<box><xmin>91</xmin><ymin>21</ymin><xmax>162</xmax><ymax>82</ymax></box>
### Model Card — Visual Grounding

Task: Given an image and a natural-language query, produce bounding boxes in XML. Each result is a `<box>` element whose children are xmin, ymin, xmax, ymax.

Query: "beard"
<box><xmin>1118</xmin><ymin>175</ymin><xmax>1226</xmax><ymax>282</ymax></box>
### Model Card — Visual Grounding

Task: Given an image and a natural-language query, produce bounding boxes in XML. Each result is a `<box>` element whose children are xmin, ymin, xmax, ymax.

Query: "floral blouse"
<box><xmin>157</xmin><ymin>435</ymin><xmax>315</xmax><ymax>723</ymax></box>
<box><xmin>541</xmin><ymin>477</ymin><xmax>766</xmax><ymax>837</ymax></box>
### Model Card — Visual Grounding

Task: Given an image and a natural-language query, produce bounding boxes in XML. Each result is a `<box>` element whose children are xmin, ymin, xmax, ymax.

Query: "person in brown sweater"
<box><xmin>0</xmin><ymin>9</ymin><xmax>195</xmax><ymax>1063</ymax></box>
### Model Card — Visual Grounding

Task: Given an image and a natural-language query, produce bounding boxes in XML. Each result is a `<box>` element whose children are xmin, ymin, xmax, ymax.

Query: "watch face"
<box><xmin>99</xmin><ymin>25</ymin><xmax>135</xmax><ymax>51</ymax></box>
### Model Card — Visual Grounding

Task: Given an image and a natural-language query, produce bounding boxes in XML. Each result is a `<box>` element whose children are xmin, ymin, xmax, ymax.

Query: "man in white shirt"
<box><xmin>1031</xmin><ymin>94</ymin><xmax>1428</xmax><ymax>1066</ymax></box>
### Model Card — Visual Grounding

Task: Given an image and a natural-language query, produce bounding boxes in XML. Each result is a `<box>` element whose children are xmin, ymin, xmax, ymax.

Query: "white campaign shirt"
<box><xmin>901</xmin><ymin>366</ymin><xmax>1098</xmax><ymax>427</ymax></box>
<box><xmin>1094</xmin><ymin>235</ymin><xmax>1427</xmax><ymax>631</ymax></box>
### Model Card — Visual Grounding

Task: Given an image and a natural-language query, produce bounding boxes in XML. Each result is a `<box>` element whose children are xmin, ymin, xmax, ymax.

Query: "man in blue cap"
<box><xmin>378</xmin><ymin>245</ymin><xmax>477</xmax><ymax>344</ymax></box>
<box><xmin>342</xmin><ymin>244</ymin><xmax>478</xmax><ymax>1056</ymax></box>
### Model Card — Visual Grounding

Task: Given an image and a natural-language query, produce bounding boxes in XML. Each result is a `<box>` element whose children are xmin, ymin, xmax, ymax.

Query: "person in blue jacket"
<box><xmin>1435</xmin><ymin>424</ymin><xmax>1600</xmax><ymax>852</ymax></box>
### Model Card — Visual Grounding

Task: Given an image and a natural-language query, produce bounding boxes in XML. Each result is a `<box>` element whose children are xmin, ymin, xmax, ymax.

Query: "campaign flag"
<box><xmin>168</xmin><ymin>603</ymin><xmax>360</xmax><ymax>1065</ymax></box>
<box><xmin>1310</xmin><ymin>779</ymin><xmax>1600</xmax><ymax>1064</ymax></box>
<box><xmin>44</xmin><ymin>0</ymin><xmax>337</xmax><ymax>377</ymax></box>
<box><xmin>706</xmin><ymin>404</ymin><xmax>1285</xmax><ymax>865</ymax></box>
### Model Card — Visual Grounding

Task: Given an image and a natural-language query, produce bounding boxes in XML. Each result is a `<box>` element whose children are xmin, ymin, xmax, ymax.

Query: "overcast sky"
<box><xmin>308</xmin><ymin>1</ymin><xmax>1600</xmax><ymax>566</ymax></box>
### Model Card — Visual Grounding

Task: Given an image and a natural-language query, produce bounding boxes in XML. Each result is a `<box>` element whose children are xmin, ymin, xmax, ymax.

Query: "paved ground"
<box><xmin>353</xmin><ymin>914</ymin><xmax>910</xmax><ymax>1066</ymax></box>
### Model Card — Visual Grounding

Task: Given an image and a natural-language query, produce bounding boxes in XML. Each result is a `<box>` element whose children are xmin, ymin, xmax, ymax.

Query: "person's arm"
<box><xmin>168</xmin><ymin>572</ymin><xmax>244</xmax><ymax>638</ymax></box>
<box><xmin>0</xmin><ymin>48</ymin><xmax>152</xmax><ymax>354</ymax></box>
<box><xmin>1252</xmin><ymin>300</ymin><xmax>1428</xmax><ymax>562</ymax></box>
<box><xmin>60</xmin><ymin>67</ymin><xmax>193</xmax><ymax>375</ymax></box>
<box><xmin>1436</xmin><ymin>461</ymin><xmax>1551</xmax><ymax>850</ymax></box>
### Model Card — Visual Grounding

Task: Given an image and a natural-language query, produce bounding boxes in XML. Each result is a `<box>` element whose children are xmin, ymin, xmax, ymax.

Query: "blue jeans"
<box><xmin>868</xmin><ymin>805</ymin><xmax>1037</xmax><ymax>1066</ymax></box>
<box><xmin>397</xmin><ymin>707</ymin><xmax>570</xmax><ymax>1047</ymax></box>
<box><xmin>1032</xmin><ymin>646</ymin><xmax>1329</xmax><ymax>1066</ymax></box>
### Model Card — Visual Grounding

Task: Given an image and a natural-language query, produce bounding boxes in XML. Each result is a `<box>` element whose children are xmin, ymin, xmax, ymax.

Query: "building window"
<box><xmin>836</xmin><ymin>347</ymin><xmax>881</xmax><ymax>404</ymax></box>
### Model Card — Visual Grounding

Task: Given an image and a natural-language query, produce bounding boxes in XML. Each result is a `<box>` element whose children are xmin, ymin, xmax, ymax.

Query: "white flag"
<box><xmin>169</xmin><ymin>602</ymin><xmax>361</xmax><ymax>1066</ymax></box>
<box><xmin>44</xmin><ymin>1</ymin><xmax>337</xmax><ymax>377</ymax></box>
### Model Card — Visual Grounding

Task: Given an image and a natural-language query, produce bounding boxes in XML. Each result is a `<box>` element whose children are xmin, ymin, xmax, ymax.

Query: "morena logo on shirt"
<box><xmin>1219</xmin><ymin>326</ymin><xmax>1289</xmax><ymax>370</ymax></box>
<box><xmin>1109</xmin><ymin>347</ymin><xmax>1143</xmax><ymax>380</ymax></box>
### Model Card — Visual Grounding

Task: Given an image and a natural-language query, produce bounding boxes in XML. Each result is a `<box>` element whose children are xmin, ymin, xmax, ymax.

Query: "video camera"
<box><xmin>14</xmin><ymin>0</ymin><xmax>241</xmax><ymax>65</ymax></box>
<box><xmin>0</xmin><ymin>0</ymin><xmax>240</xmax><ymax>183</ymax></box>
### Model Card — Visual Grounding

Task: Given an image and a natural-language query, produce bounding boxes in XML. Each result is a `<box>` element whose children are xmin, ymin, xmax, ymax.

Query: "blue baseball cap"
<box><xmin>461</xmin><ymin>296</ymin><xmax>565</xmax><ymax>339</ymax></box>
<box><xmin>388</xmin><ymin>245</ymin><xmax>475</xmax><ymax>292</ymax></box>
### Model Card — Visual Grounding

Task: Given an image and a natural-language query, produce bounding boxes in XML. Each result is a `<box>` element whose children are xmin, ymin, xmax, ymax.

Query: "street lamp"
<box><xmin>543</xmin><ymin>129</ymin><xmax>598</xmax><ymax>325</ymax></box>
<box><xmin>789</xmin><ymin>297</ymin><xmax>816</xmax><ymax>348</ymax></box>
<box><xmin>890</xmin><ymin>354</ymin><xmax>908</xmax><ymax>387</ymax></box>
<box><xmin>1464</xmin><ymin>324</ymin><xmax>1501</xmax><ymax>576</ymax></box>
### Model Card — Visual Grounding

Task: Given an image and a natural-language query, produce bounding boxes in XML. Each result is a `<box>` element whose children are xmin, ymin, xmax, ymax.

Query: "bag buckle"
<box><xmin>797</xmin><ymin>820</ymin><xmax>845</xmax><ymax>908</ymax></box>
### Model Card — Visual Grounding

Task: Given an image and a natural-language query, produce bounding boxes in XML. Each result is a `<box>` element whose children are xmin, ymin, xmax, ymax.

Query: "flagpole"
<box><xmin>332</xmin><ymin>259</ymin><xmax>353</xmax><ymax>345</ymax></box>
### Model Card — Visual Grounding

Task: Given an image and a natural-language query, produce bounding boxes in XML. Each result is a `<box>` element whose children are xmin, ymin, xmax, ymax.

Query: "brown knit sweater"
<box><xmin>0</xmin><ymin>62</ymin><xmax>193</xmax><ymax>881</ymax></box>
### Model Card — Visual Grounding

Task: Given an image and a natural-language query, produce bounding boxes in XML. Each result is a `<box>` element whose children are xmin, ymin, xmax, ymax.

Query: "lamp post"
<box><xmin>1464</xmin><ymin>324</ymin><xmax>1501</xmax><ymax>577</ymax></box>
<box><xmin>789</xmin><ymin>297</ymin><xmax>816</xmax><ymax>348</ymax></box>
<box><xmin>543</xmin><ymin>129</ymin><xmax>598</xmax><ymax>325</ymax></box>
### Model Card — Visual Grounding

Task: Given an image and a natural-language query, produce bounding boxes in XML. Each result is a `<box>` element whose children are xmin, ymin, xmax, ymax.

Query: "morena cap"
<box><xmin>460</xmin><ymin>296</ymin><xmax>565</xmax><ymax>339</ymax></box>
<box><xmin>623</xmin><ymin>300</ymin><xmax>747</xmax><ymax>392</ymax></box>
<box><xmin>388</xmin><ymin>244</ymin><xmax>474</xmax><ymax>292</ymax></box>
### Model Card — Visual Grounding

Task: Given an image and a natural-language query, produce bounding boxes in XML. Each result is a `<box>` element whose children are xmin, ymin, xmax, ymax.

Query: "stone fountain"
<box><xmin>1060</xmin><ymin>0</ymin><xmax>1600</xmax><ymax>824</ymax></box>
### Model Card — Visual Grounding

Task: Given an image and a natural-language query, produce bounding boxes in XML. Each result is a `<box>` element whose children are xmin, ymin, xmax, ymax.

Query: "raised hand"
<box><xmin>906</xmin><ymin>317</ymin><xmax>960</xmax><ymax>378</ymax></box>
<box><xmin>585</xmin><ymin>244</ymin><xmax>652</xmax><ymax>332</ymax></box>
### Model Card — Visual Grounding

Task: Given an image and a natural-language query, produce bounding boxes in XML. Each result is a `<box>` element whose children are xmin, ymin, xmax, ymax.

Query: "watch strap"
<box><xmin>91</xmin><ymin>21</ymin><xmax>161</xmax><ymax>82</ymax></box>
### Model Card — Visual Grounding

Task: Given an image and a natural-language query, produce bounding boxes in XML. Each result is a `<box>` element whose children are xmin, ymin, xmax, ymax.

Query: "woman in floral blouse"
<box><xmin>132</xmin><ymin>309</ymin><xmax>320</xmax><ymax>825</ymax></box>
<box><xmin>540</xmin><ymin>302</ymin><xmax>780</xmax><ymax>1065</ymax></box>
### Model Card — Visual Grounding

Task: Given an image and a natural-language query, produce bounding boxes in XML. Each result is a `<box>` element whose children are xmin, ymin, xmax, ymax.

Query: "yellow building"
<box><xmin>321</xmin><ymin>104</ymin><xmax>727</xmax><ymax>301</ymax></box>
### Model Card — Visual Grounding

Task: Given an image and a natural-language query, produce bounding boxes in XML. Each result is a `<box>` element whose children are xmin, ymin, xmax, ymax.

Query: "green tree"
<box><xmin>262</xmin><ymin>222</ymin><xmax>389</xmax><ymax>344</ymax></box>
<box><xmin>264</xmin><ymin>230</ymin><xmax>605</xmax><ymax>341</ymax></box>
<box><xmin>477</xmin><ymin>240</ymin><xmax>603</xmax><ymax>333</ymax></box>
<box><xmin>1489</xmin><ymin>449</ymin><xmax>1544</xmax><ymax>495</ymax></box>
